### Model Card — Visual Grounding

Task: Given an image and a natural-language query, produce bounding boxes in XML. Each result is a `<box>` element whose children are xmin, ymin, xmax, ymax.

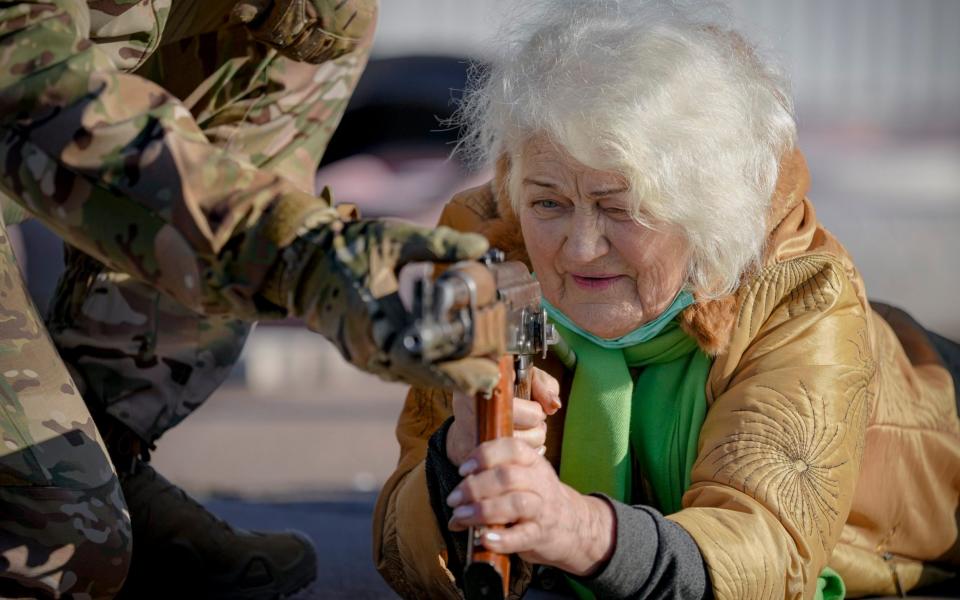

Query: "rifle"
<box><xmin>403</xmin><ymin>249</ymin><xmax>558</xmax><ymax>600</ymax></box>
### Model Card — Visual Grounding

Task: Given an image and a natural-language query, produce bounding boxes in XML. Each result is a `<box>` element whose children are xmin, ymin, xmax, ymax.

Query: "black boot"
<box><xmin>101</xmin><ymin>416</ymin><xmax>318</xmax><ymax>599</ymax></box>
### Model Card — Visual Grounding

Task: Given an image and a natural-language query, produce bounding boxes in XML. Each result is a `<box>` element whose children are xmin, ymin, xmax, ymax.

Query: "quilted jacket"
<box><xmin>373</xmin><ymin>150</ymin><xmax>959</xmax><ymax>599</ymax></box>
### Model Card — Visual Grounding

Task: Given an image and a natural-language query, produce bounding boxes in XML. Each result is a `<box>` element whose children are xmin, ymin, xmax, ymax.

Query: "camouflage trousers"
<box><xmin>46</xmin><ymin>246</ymin><xmax>252</xmax><ymax>446</ymax></box>
<box><xmin>0</xmin><ymin>213</ymin><xmax>252</xmax><ymax>600</ymax></box>
<box><xmin>0</xmin><ymin>216</ymin><xmax>131</xmax><ymax>600</ymax></box>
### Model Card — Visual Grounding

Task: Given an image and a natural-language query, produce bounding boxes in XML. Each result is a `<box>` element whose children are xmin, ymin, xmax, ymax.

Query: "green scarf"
<box><xmin>553</xmin><ymin>317</ymin><xmax>844</xmax><ymax>599</ymax></box>
<box><xmin>556</xmin><ymin>319</ymin><xmax>710</xmax><ymax>510</ymax></box>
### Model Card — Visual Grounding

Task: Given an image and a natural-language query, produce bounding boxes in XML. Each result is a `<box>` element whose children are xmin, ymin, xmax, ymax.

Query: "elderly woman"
<box><xmin>373</xmin><ymin>2</ymin><xmax>960</xmax><ymax>598</ymax></box>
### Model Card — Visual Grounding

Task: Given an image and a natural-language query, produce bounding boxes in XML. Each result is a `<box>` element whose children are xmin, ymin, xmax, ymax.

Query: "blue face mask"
<box><xmin>541</xmin><ymin>289</ymin><xmax>695</xmax><ymax>349</ymax></box>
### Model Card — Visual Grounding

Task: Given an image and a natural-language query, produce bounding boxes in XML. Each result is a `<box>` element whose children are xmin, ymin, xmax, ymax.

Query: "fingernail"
<box><xmin>484</xmin><ymin>531</ymin><xmax>501</xmax><ymax>542</ymax></box>
<box><xmin>537</xmin><ymin>445</ymin><xmax>547</xmax><ymax>456</ymax></box>
<box><xmin>552</xmin><ymin>394</ymin><xmax>562</xmax><ymax>408</ymax></box>
<box><xmin>453</xmin><ymin>505</ymin><xmax>475</xmax><ymax>519</ymax></box>
<box><xmin>446</xmin><ymin>490</ymin><xmax>463</xmax><ymax>507</ymax></box>
<box><xmin>459</xmin><ymin>459</ymin><xmax>478</xmax><ymax>476</ymax></box>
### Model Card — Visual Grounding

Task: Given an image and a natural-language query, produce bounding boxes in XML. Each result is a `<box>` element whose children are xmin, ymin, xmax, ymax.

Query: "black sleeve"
<box><xmin>424</xmin><ymin>417</ymin><xmax>470</xmax><ymax>586</ymax></box>
<box><xmin>572</xmin><ymin>496</ymin><xmax>713</xmax><ymax>600</ymax></box>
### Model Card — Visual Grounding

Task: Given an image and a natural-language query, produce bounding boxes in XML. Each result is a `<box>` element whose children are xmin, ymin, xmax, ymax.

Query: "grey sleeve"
<box><xmin>425</xmin><ymin>423</ymin><xmax>713</xmax><ymax>599</ymax></box>
<box><xmin>573</xmin><ymin>497</ymin><xmax>713</xmax><ymax>600</ymax></box>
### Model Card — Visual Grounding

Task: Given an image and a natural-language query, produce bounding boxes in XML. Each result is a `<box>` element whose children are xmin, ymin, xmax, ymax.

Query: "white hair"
<box><xmin>455</xmin><ymin>0</ymin><xmax>797</xmax><ymax>298</ymax></box>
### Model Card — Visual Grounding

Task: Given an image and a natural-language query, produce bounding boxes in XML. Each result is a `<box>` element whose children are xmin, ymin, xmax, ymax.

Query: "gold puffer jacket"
<box><xmin>372</xmin><ymin>150</ymin><xmax>960</xmax><ymax>599</ymax></box>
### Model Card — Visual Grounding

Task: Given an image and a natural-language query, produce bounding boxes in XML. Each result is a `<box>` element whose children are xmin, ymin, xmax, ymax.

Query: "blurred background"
<box><xmin>8</xmin><ymin>1</ymin><xmax>960</xmax><ymax>597</ymax></box>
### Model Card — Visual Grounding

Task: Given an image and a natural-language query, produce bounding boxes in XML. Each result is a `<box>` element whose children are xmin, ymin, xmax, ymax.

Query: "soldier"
<box><xmin>0</xmin><ymin>1</ymin><xmax>496</xmax><ymax>598</ymax></box>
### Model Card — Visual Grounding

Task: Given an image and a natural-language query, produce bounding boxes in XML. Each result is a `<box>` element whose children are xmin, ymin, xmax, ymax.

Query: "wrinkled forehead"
<box><xmin>514</xmin><ymin>134</ymin><xmax>629</xmax><ymax>195</ymax></box>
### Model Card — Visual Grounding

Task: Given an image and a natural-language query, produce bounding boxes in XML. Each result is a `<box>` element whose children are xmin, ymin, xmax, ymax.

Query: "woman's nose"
<box><xmin>562</xmin><ymin>211</ymin><xmax>608</xmax><ymax>264</ymax></box>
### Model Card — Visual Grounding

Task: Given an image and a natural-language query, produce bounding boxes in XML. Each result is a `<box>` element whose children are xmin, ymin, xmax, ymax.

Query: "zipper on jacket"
<box><xmin>882</xmin><ymin>552</ymin><xmax>906</xmax><ymax>598</ymax></box>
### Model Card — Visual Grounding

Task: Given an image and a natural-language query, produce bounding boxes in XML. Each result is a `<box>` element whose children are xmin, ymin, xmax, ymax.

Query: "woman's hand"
<box><xmin>446</xmin><ymin>367</ymin><xmax>561</xmax><ymax>467</ymax></box>
<box><xmin>445</xmin><ymin>438</ymin><xmax>616</xmax><ymax>577</ymax></box>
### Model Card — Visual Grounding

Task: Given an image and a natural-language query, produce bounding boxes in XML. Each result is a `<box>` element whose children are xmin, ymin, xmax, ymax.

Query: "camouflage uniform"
<box><xmin>0</xmin><ymin>0</ymin><xmax>379</xmax><ymax>597</ymax></box>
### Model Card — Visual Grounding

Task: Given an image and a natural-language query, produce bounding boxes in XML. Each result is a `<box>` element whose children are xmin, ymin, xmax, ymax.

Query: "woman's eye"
<box><xmin>602</xmin><ymin>206</ymin><xmax>633</xmax><ymax>220</ymax></box>
<box><xmin>534</xmin><ymin>199</ymin><xmax>560</xmax><ymax>209</ymax></box>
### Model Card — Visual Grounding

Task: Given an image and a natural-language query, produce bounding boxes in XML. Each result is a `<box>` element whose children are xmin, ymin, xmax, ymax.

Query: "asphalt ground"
<box><xmin>152</xmin><ymin>362</ymin><xmax>408</xmax><ymax>597</ymax></box>
<box><xmin>205</xmin><ymin>495</ymin><xmax>394</xmax><ymax>599</ymax></box>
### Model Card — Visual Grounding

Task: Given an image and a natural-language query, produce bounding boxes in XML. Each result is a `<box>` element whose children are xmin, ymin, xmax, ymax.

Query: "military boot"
<box><xmin>101</xmin><ymin>416</ymin><xmax>318</xmax><ymax>600</ymax></box>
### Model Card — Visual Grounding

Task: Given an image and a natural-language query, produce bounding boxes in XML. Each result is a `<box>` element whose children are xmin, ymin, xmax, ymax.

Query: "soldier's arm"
<box><xmin>0</xmin><ymin>1</ymin><xmax>371</xmax><ymax>319</ymax></box>
<box><xmin>154</xmin><ymin>0</ymin><xmax>376</xmax><ymax>193</ymax></box>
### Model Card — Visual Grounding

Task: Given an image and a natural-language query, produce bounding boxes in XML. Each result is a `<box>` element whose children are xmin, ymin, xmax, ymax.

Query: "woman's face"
<box><xmin>517</xmin><ymin>136</ymin><xmax>692</xmax><ymax>339</ymax></box>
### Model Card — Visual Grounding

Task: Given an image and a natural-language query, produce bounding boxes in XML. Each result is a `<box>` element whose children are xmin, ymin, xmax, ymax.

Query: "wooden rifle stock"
<box><xmin>463</xmin><ymin>354</ymin><xmax>528</xmax><ymax>600</ymax></box>
<box><xmin>403</xmin><ymin>250</ymin><xmax>556</xmax><ymax>600</ymax></box>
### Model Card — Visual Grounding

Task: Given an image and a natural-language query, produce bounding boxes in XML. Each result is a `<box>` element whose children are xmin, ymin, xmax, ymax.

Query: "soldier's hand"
<box><xmin>286</xmin><ymin>219</ymin><xmax>500</xmax><ymax>395</ymax></box>
<box><xmin>232</xmin><ymin>0</ymin><xmax>376</xmax><ymax>63</ymax></box>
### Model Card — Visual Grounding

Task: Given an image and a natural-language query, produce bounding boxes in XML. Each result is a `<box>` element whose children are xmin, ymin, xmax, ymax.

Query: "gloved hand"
<box><xmin>232</xmin><ymin>0</ymin><xmax>376</xmax><ymax>63</ymax></box>
<box><xmin>272</xmin><ymin>216</ymin><xmax>501</xmax><ymax>395</ymax></box>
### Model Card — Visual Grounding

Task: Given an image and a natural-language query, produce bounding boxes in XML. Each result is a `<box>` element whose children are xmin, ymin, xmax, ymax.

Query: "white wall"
<box><xmin>374</xmin><ymin>0</ymin><xmax>960</xmax><ymax>132</ymax></box>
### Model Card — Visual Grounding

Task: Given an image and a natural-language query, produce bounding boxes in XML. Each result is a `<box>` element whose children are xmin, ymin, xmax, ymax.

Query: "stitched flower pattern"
<box><xmin>839</xmin><ymin>319</ymin><xmax>876</xmax><ymax>461</ymax></box>
<box><xmin>704</xmin><ymin>381</ymin><xmax>851</xmax><ymax>548</ymax></box>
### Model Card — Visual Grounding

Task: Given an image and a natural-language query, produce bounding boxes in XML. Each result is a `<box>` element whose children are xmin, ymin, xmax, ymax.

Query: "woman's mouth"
<box><xmin>570</xmin><ymin>274</ymin><xmax>624</xmax><ymax>290</ymax></box>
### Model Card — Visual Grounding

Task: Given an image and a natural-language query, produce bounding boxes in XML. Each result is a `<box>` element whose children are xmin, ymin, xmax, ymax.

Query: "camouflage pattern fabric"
<box><xmin>36</xmin><ymin>0</ymin><xmax>375</xmax><ymax>443</ymax></box>
<box><xmin>233</xmin><ymin>0</ymin><xmax>377</xmax><ymax>64</ymax></box>
<box><xmin>0</xmin><ymin>215</ymin><xmax>131</xmax><ymax>599</ymax></box>
<box><xmin>46</xmin><ymin>247</ymin><xmax>253</xmax><ymax>443</ymax></box>
<box><xmin>0</xmin><ymin>0</ymin><xmax>493</xmax><ymax>446</ymax></box>
<box><xmin>1</xmin><ymin>1</ymin><xmax>496</xmax><ymax>595</ymax></box>
<box><xmin>0</xmin><ymin>0</ymin><xmax>373</xmax><ymax>318</ymax></box>
<box><xmin>0</xmin><ymin>0</ymin><xmax>374</xmax><ymax>596</ymax></box>
<box><xmin>279</xmin><ymin>217</ymin><xmax>499</xmax><ymax>395</ymax></box>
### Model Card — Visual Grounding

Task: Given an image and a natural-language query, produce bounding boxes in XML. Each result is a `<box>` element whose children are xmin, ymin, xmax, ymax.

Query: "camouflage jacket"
<box><xmin>0</xmin><ymin>0</ymin><xmax>376</xmax><ymax>320</ymax></box>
